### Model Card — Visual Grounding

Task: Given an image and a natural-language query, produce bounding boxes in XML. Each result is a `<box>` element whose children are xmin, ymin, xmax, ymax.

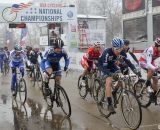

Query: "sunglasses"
<box><xmin>114</xmin><ymin>47</ymin><xmax>123</xmax><ymax>52</ymax></box>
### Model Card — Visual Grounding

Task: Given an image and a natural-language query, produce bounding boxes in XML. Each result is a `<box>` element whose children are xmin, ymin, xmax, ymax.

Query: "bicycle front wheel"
<box><xmin>78</xmin><ymin>75</ymin><xmax>88</xmax><ymax>99</ymax></box>
<box><xmin>121</xmin><ymin>90</ymin><xmax>142</xmax><ymax>130</ymax></box>
<box><xmin>41</xmin><ymin>82</ymin><xmax>53</xmax><ymax>108</ymax></box>
<box><xmin>92</xmin><ymin>79</ymin><xmax>100</xmax><ymax>101</ymax></box>
<box><xmin>57</xmin><ymin>85</ymin><xmax>71</xmax><ymax>117</ymax></box>
<box><xmin>18</xmin><ymin>78</ymin><xmax>27</xmax><ymax>105</ymax></box>
<box><xmin>30</xmin><ymin>71</ymin><xmax>36</xmax><ymax>87</ymax></box>
<box><xmin>35</xmin><ymin>71</ymin><xmax>43</xmax><ymax>88</ymax></box>
<box><xmin>133</xmin><ymin>79</ymin><xmax>151</xmax><ymax>107</ymax></box>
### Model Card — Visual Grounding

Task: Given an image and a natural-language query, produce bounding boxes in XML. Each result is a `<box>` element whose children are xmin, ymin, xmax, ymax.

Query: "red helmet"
<box><xmin>155</xmin><ymin>37</ymin><xmax>160</xmax><ymax>46</ymax></box>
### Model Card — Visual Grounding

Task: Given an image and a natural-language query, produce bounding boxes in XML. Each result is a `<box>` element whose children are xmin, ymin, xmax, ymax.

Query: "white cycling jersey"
<box><xmin>139</xmin><ymin>46</ymin><xmax>160</xmax><ymax>70</ymax></box>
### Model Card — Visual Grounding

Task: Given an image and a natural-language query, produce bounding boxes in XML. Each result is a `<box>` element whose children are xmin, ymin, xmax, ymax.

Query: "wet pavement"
<box><xmin>0</xmin><ymin>70</ymin><xmax>160</xmax><ymax>130</ymax></box>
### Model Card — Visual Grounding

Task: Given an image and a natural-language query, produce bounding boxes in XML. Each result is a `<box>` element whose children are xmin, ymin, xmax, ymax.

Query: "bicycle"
<box><xmin>13</xmin><ymin>67</ymin><xmax>27</xmax><ymax>105</ymax></box>
<box><xmin>28</xmin><ymin>62</ymin><xmax>43</xmax><ymax>87</ymax></box>
<box><xmin>134</xmin><ymin>74</ymin><xmax>160</xmax><ymax>108</ymax></box>
<box><xmin>42</xmin><ymin>70</ymin><xmax>71</xmax><ymax>117</ymax></box>
<box><xmin>96</xmin><ymin>74</ymin><xmax>142</xmax><ymax>130</ymax></box>
<box><xmin>2</xmin><ymin>60</ymin><xmax>10</xmax><ymax>76</ymax></box>
<box><xmin>78</xmin><ymin>63</ymin><xmax>100</xmax><ymax>101</ymax></box>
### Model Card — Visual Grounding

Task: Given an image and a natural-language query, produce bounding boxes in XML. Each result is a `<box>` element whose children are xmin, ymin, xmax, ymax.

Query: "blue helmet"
<box><xmin>112</xmin><ymin>38</ymin><xmax>124</xmax><ymax>49</ymax></box>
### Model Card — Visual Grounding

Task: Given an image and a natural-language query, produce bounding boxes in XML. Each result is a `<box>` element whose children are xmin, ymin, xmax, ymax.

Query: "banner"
<box><xmin>123</xmin><ymin>17</ymin><xmax>147</xmax><ymax>41</ymax></box>
<box><xmin>153</xmin><ymin>0</ymin><xmax>160</xmax><ymax>7</ymax></box>
<box><xmin>0</xmin><ymin>2</ymin><xmax>77</xmax><ymax>23</ymax></box>
<box><xmin>122</xmin><ymin>0</ymin><xmax>145</xmax><ymax>14</ymax></box>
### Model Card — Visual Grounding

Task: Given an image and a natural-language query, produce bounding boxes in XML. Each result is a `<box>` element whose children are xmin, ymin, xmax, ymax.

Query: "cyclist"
<box><xmin>25</xmin><ymin>46</ymin><xmax>32</xmax><ymax>70</ymax></box>
<box><xmin>41</xmin><ymin>38</ymin><xmax>69</xmax><ymax>96</ymax></box>
<box><xmin>10</xmin><ymin>44</ymin><xmax>25</xmax><ymax>96</ymax></box>
<box><xmin>29</xmin><ymin>48</ymin><xmax>43</xmax><ymax>65</ymax></box>
<box><xmin>139</xmin><ymin>37</ymin><xmax>160</xmax><ymax>101</ymax></box>
<box><xmin>0</xmin><ymin>47</ymin><xmax>7</xmax><ymax>73</ymax></box>
<box><xmin>99</xmin><ymin>38</ymin><xmax>124</xmax><ymax>113</ymax></box>
<box><xmin>81</xmin><ymin>42</ymin><xmax>101</xmax><ymax>81</ymax></box>
<box><xmin>4</xmin><ymin>46</ymin><xmax>10</xmax><ymax>60</ymax></box>
<box><xmin>118</xmin><ymin>39</ymin><xmax>141</xmax><ymax>75</ymax></box>
<box><xmin>112</xmin><ymin>40</ymin><xmax>141</xmax><ymax>104</ymax></box>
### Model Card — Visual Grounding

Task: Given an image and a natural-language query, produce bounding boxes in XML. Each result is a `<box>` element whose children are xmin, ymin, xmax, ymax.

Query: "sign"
<box><xmin>40</xmin><ymin>36</ymin><xmax>48</xmax><ymax>46</ymax></box>
<box><xmin>9</xmin><ymin>23</ymin><xmax>26</xmax><ymax>28</ymax></box>
<box><xmin>122</xmin><ymin>0</ymin><xmax>145</xmax><ymax>14</ymax></box>
<box><xmin>0</xmin><ymin>2</ymin><xmax>77</xmax><ymax>23</ymax></box>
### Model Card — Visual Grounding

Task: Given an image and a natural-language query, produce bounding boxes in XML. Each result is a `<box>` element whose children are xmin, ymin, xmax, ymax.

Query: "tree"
<box><xmin>77</xmin><ymin>0</ymin><xmax>88</xmax><ymax>14</ymax></box>
<box><xmin>90</xmin><ymin>0</ymin><xmax>122</xmax><ymax>46</ymax></box>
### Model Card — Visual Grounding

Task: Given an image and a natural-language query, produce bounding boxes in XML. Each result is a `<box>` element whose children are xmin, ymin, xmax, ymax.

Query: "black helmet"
<box><xmin>123</xmin><ymin>39</ymin><xmax>130</xmax><ymax>45</ymax></box>
<box><xmin>50</xmin><ymin>38</ymin><xmax>64</xmax><ymax>48</ymax></box>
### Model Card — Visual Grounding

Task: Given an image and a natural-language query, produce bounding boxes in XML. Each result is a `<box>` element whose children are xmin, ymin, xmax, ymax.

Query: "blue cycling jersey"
<box><xmin>119</xmin><ymin>50</ymin><xmax>136</xmax><ymax>71</ymax></box>
<box><xmin>41</xmin><ymin>47</ymin><xmax>69</xmax><ymax>72</ymax></box>
<box><xmin>99</xmin><ymin>48</ymin><xmax>118</xmax><ymax>69</ymax></box>
<box><xmin>0</xmin><ymin>50</ymin><xmax>7</xmax><ymax>60</ymax></box>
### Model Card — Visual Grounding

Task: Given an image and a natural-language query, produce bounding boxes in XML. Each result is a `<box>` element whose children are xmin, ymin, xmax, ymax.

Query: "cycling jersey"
<box><xmin>0</xmin><ymin>50</ymin><xmax>7</xmax><ymax>73</ymax></box>
<box><xmin>5</xmin><ymin>50</ymin><xmax>10</xmax><ymax>59</ymax></box>
<box><xmin>139</xmin><ymin>46</ymin><xmax>160</xmax><ymax>71</ymax></box>
<box><xmin>10</xmin><ymin>50</ymin><xmax>25</xmax><ymax>63</ymax></box>
<box><xmin>81</xmin><ymin>47</ymin><xmax>101</xmax><ymax>70</ymax></box>
<box><xmin>119</xmin><ymin>50</ymin><xmax>136</xmax><ymax>75</ymax></box>
<box><xmin>41</xmin><ymin>47</ymin><xmax>69</xmax><ymax>74</ymax></box>
<box><xmin>29</xmin><ymin>50</ymin><xmax>39</xmax><ymax>64</ymax></box>
<box><xmin>99</xmin><ymin>48</ymin><xmax>135</xmax><ymax>77</ymax></box>
<box><xmin>0</xmin><ymin>50</ymin><xmax>7</xmax><ymax>60</ymax></box>
<box><xmin>83</xmin><ymin>47</ymin><xmax>101</xmax><ymax>61</ymax></box>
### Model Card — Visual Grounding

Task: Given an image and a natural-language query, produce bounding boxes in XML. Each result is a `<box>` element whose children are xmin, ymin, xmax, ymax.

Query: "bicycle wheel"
<box><xmin>3</xmin><ymin>62</ymin><xmax>8</xmax><ymax>76</ymax></box>
<box><xmin>93</xmin><ymin>79</ymin><xmax>100</xmax><ymax>101</ymax></box>
<box><xmin>133</xmin><ymin>79</ymin><xmax>151</xmax><ymax>107</ymax></box>
<box><xmin>35</xmin><ymin>71</ymin><xmax>43</xmax><ymax>87</ymax></box>
<box><xmin>41</xmin><ymin>82</ymin><xmax>53</xmax><ymax>108</ymax></box>
<box><xmin>121</xmin><ymin>90</ymin><xmax>142</xmax><ymax>130</ymax></box>
<box><xmin>18</xmin><ymin>78</ymin><xmax>27</xmax><ymax>105</ymax></box>
<box><xmin>57</xmin><ymin>85</ymin><xmax>71</xmax><ymax>117</ymax></box>
<box><xmin>96</xmin><ymin>85</ymin><xmax>111</xmax><ymax>118</ymax></box>
<box><xmin>30</xmin><ymin>71</ymin><xmax>36</xmax><ymax>87</ymax></box>
<box><xmin>78</xmin><ymin>75</ymin><xmax>88</xmax><ymax>99</ymax></box>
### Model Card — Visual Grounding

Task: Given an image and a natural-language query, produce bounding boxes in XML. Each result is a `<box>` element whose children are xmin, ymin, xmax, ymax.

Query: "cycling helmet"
<box><xmin>123</xmin><ymin>39</ymin><xmax>130</xmax><ymax>45</ymax></box>
<box><xmin>155</xmin><ymin>37</ymin><xmax>160</xmax><ymax>46</ymax></box>
<box><xmin>14</xmin><ymin>44</ymin><xmax>22</xmax><ymax>52</ymax></box>
<box><xmin>50</xmin><ymin>38</ymin><xmax>64</xmax><ymax>48</ymax></box>
<box><xmin>112</xmin><ymin>38</ymin><xmax>124</xmax><ymax>49</ymax></box>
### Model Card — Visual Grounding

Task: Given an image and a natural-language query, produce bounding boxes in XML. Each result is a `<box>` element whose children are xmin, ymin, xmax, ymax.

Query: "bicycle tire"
<box><xmin>57</xmin><ymin>85</ymin><xmax>71</xmax><ymax>117</ymax></box>
<box><xmin>41</xmin><ymin>82</ymin><xmax>53</xmax><ymax>108</ymax></box>
<box><xmin>18</xmin><ymin>78</ymin><xmax>27</xmax><ymax>105</ymax></box>
<box><xmin>96</xmin><ymin>82</ymin><xmax>111</xmax><ymax>118</ymax></box>
<box><xmin>3</xmin><ymin>62</ymin><xmax>8</xmax><ymax>76</ymax></box>
<box><xmin>93</xmin><ymin>78</ymin><xmax>101</xmax><ymax>102</ymax></box>
<box><xmin>121</xmin><ymin>90</ymin><xmax>142</xmax><ymax>129</ymax></box>
<box><xmin>78</xmin><ymin>75</ymin><xmax>88</xmax><ymax>99</ymax></box>
<box><xmin>35</xmin><ymin>71</ymin><xmax>43</xmax><ymax>87</ymax></box>
<box><xmin>30</xmin><ymin>71</ymin><xmax>36</xmax><ymax>87</ymax></box>
<box><xmin>133</xmin><ymin>79</ymin><xmax>151</xmax><ymax>108</ymax></box>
